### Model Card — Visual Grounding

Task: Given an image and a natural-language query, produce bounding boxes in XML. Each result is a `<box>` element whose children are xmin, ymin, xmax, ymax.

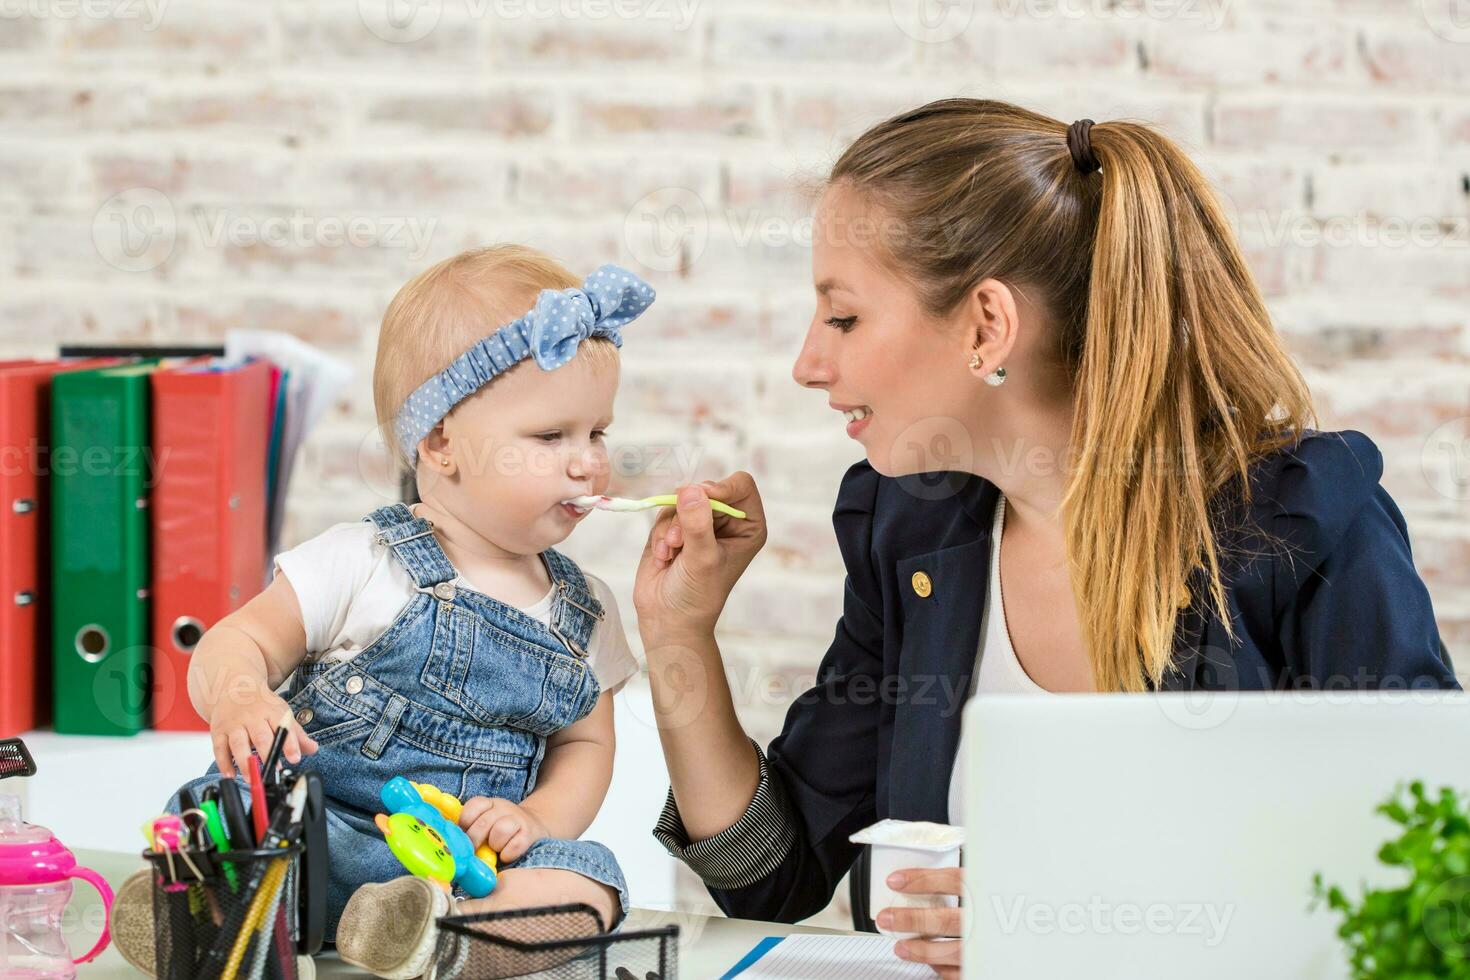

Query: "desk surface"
<box><xmin>75</xmin><ymin>849</ymin><xmax>851</xmax><ymax>980</ymax></box>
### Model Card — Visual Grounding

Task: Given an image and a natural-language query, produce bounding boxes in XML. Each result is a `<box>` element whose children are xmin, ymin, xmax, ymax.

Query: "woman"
<box><xmin>631</xmin><ymin>99</ymin><xmax>1458</xmax><ymax>977</ymax></box>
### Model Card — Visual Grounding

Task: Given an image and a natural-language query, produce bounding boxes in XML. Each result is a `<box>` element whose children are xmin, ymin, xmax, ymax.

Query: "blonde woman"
<box><xmin>632</xmin><ymin>100</ymin><xmax>1458</xmax><ymax>976</ymax></box>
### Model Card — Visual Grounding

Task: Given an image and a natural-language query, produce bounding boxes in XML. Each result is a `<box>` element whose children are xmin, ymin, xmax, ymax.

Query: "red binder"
<box><xmin>0</xmin><ymin>358</ymin><xmax>124</xmax><ymax>738</ymax></box>
<box><xmin>149</xmin><ymin>358</ymin><xmax>273</xmax><ymax>731</ymax></box>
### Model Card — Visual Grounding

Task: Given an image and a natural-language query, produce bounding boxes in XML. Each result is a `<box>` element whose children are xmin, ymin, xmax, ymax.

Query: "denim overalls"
<box><xmin>168</xmin><ymin>502</ymin><xmax>630</xmax><ymax>942</ymax></box>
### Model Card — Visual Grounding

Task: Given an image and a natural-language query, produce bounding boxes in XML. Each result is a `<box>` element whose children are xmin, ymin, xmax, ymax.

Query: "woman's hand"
<box><xmin>209</xmin><ymin>678</ymin><xmax>317</xmax><ymax>778</ymax></box>
<box><xmin>458</xmin><ymin>797</ymin><xmax>550</xmax><ymax>864</ymax></box>
<box><xmin>878</xmin><ymin>867</ymin><xmax>964</xmax><ymax>979</ymax></box>
<box><xmin>634</xmin><ymin>472</ymin><xmax>767</xmax><ymax>639</ymax></box>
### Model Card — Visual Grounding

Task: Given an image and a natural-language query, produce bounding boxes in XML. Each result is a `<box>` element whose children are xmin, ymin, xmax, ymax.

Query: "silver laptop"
<box><xmin>962</xmin><ymin>691</ymin><xmax>1470</xmax><ymax>979</ymax></box>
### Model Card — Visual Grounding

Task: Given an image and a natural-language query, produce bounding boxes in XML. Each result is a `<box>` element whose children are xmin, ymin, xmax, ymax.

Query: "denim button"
<box><xmin>433</xmin><ymin>582</ymin><xmax>455</xmax><ymax>601</ymax></box>
<box><xmin>346</xmin><ymin>676</ymin><xmax>364</xmax><ymax>695</ymax></box>
<box><xmin>295</xmin><ymin>708</ymin><xmax>314</xmax><ymax>725</ymax></box>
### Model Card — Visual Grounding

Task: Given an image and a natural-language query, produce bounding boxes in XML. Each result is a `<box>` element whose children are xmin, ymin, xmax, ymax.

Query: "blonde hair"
<box><xmin>830</xmin><ymin>98</ymin><xmax>1315</xmax><ymax>692</ymax></box>
<box><xmin>374</xmin><ymin>244</ymin><xmax>620</xmax><ymax>465</ymax></box>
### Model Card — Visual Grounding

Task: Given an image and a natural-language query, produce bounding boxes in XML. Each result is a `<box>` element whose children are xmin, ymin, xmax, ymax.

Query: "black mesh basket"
<box><xmin>145</xmin><ymin>843</ymin><xmax>303</xmax><ymax>980</ymax></box>
<box><xmin>427</xmin><ymin>903</ymin><xmax>678</xmax><ymax>980</ymax></box>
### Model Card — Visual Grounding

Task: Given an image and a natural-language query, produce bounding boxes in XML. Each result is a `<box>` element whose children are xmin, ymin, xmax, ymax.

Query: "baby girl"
<box><xmin>165</xmin><ymin>245</ymin><xmax>653</xmax><ymax>977</ymax></box>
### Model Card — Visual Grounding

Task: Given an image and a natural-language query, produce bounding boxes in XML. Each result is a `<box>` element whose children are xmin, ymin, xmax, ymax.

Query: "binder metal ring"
<box><xmin>75</xmin><ymin>624</ymin><xmax>110</xmax><ymax>663</ymax></box>
<box><xmin>171</xmin><ymin>616</ymin><xmax>205</xmax><ymax>653</ymax></box>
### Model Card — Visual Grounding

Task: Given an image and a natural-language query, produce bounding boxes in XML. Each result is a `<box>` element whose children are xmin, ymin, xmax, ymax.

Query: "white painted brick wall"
<box><xmin>3</xmin><ymin>0</ymin><xmax>1469</xmax><ymax>929</ymax></box>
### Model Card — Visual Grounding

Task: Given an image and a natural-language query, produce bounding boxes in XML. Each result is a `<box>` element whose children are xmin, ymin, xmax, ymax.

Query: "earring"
<box><xmin>984</xmin><ymin>366</ymin><xmax>1007</xmax><ymax>387</ymax></box>
<box><xmin>439</xmin><ymin>457</ymin><xmax>451</xmax><ymax>467</ymax></box>
<box><xmin>968</xmin><ymin>353</ymin><xmax>982</xmax><ymax>369</ymax></box>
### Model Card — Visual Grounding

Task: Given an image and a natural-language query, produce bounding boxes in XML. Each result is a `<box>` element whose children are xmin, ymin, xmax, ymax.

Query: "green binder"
<box><xmin>50</xmin><ymin>362</ymin><xmax>156</xmax><ymax>735</ymax></box>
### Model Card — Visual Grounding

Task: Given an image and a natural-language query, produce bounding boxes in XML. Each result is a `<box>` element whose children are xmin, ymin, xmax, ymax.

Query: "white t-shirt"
<box><xmin>948</xmin><ymin>494</ymin><xmax>1047</xmax><ymax>823</ymax></box>
<box><xmin>271</xmin><ymin>512</ymin><xmax>639</xmax><ymax>696</ymax></box>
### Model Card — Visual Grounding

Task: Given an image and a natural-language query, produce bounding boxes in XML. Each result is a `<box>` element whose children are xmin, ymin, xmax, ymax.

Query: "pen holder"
<box><xmin>428</xmin><ymin>903</ymin><xmax>678</xmax><ymax>980</ymax></box>
<box><xmin>143</xmin><ymin>844</ymin><xmax>304</xmax><ymax>980</ymax></box>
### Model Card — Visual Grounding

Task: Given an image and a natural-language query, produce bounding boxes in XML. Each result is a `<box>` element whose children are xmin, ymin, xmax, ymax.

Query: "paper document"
<box><xmin>721</xmin><ymin>934</ymin><xmax>941</xmax><ymax>979</ymax></box>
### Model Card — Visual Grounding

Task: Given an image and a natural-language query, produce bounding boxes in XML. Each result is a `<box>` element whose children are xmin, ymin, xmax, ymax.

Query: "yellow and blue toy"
<box><xmin>372</xmin><ymin>777</ymin><xmax>499</xmax><ymax>898</ymax></box>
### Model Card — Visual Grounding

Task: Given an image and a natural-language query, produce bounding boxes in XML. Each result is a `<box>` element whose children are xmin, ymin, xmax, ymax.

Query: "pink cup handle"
<box><xmin>64</xmin><ymin>864</ymin><xmax>115</xmax><ymax>965</ymax></box>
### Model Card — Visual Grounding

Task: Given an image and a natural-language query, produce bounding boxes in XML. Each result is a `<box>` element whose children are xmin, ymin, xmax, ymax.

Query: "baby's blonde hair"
<box><xmin>374</xmin><ymin>244</ymin><xmax>620</xmax><ymax>465</ymax></box>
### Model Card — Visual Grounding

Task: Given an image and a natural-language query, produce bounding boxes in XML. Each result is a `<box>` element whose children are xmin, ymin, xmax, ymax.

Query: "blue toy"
<box><xmin>373</xmin><ymin>776</ymin><xmax>498</xmax><ymax>898</ymax></box>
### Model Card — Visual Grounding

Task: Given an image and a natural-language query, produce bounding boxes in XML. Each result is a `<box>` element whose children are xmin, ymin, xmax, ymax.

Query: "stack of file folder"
<box><xmin>0</xmin><ymin>339</ymin><xmax>349</xmax><ymax>739</ymax></box>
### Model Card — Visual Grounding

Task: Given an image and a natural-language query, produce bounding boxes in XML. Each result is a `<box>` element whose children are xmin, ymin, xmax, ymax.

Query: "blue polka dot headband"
<box><xmin>392</xmin><ymin>262</ymin><xmax>655</xmax><ymax>465</ymax></box>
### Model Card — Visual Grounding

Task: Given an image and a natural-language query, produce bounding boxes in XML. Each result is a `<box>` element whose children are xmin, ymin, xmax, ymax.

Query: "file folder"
<box><xmin>149</xmin><ymin>357</ymin><xmax>272</xmax><ymax>731</ymax></box>
<box><xmin>0</xmin><ymin>358</ymin><xmax>126</xmax><ymax>738</ymax></box>
<box><xmin>50</xmin><ymin>362</ymin><xmax>159</xmax><ymax>735</ymax></box>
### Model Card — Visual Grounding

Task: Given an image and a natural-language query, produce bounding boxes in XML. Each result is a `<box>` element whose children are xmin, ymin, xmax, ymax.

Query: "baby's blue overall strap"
<box><xmin>541</xmin><ymin>547</ymin><xmax>598</xmax><ymax>609</ymax></box>
<box><xmin>363</xmin><ymin>503</ymin><xmax>456</xmax><ymax>589</ymax></box>
<box><xmin>541</xmin><ymin>547</ymin><xmax>605</xmax><ymax>652</ymax></box>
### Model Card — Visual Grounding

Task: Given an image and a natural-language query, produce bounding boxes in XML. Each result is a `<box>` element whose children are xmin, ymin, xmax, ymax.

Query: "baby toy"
<box><xmin>373</xmin><ymin>777</ymin><xmax>499</xmax><ymax>898</ymax></box>
<box><xmin>563</xmin><ymin>493</ymin><xmax>747</xmax><ymax>519</ymax></box>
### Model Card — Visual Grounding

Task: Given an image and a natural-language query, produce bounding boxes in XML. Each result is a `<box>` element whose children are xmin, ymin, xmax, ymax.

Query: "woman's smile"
<box><xmin>833</xmin><ymin>402</ymin><xmax>874</xmax><ymax>438</ymax></box>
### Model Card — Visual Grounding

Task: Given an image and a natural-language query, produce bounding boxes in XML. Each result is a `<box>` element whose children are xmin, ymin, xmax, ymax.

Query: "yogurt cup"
<box><xmin>849</xmin><ymin>818</ymin><xmax>964</xmax><ymax>939</ymax></box>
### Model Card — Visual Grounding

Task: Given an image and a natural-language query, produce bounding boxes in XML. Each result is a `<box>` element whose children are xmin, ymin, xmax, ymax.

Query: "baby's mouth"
<box><xmin>560</xmin><ymin>495</ymin><xmax>602</xmax><ymax>514</ymax></box>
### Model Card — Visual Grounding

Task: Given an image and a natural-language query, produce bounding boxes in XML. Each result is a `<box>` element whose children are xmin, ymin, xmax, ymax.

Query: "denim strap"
<box><xmin>364</xmin><ymin>504</ymin><xmax>456</xmax><ymax>589</ymax></box>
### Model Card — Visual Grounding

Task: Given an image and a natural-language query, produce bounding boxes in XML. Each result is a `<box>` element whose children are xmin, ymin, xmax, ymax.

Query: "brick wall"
<box><xmin>3</xmin><ymin>0</ymin><xmax>1468</xmax><ymax>928</ymax></box>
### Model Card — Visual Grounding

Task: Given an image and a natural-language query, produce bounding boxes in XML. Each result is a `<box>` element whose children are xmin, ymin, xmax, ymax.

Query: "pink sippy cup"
<box><xmin>0</xmin><ymin>794</ymin><xmax>114</xmax><ymax>980</ymax></box>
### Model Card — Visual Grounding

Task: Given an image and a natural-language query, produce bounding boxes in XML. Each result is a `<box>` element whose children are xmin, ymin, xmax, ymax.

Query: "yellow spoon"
<box><xmin>563</xmin><ymin>493</ymin><xmax>748</xmax><ymax>520</ymax></box>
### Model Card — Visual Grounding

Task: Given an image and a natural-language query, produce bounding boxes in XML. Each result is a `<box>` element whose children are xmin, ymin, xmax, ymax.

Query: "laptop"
<box><xmin>961</xmin><ymin>691</ymin><xmax>1470</xmax><ymax>979</ymax></box>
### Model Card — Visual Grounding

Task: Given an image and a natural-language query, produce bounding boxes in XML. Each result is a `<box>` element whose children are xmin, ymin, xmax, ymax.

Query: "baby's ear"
<box><xmin>420</xmin><ymin>423</ymin><xmax>449</xmax><ymax>458</ymax></box>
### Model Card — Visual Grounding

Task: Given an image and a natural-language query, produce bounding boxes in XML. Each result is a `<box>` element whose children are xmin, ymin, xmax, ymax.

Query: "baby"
<box><xmin>166</xmin><ymin>245</ymin><xmax>652</xmax><ymax>977</ymax></box>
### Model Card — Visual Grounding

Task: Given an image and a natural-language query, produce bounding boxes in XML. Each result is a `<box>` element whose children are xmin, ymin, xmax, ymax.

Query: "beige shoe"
<box><xmin>336</xmin><ymin>876</ymin><xmax>456</xmax><ymax>979</ymax></box>
<box><xmin>111</xmin><ymin>868</ymin><xmax>157</xmax><ymax>977</ymax></box>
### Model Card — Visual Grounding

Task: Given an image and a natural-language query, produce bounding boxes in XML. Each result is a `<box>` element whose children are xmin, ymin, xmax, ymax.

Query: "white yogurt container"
<box><xmin>849</xmin><ymin>818</ymin><xmax>964</xmax><ymax>939</ymax></box>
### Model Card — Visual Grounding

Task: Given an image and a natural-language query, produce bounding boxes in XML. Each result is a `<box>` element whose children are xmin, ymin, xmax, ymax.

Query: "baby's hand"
<box><xmin>209</xmin><ymin>679</ymin><xmax>318</xmax><ymax>779</ymax></box>
<box><xmin>458</xmin><ymin>797</ymin><xmax>548</xmax><ymax>863</ymax></box>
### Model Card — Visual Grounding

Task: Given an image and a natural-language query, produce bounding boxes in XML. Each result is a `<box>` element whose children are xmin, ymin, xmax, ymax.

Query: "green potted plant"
<box><xmin>1313</xmin><ymin>781</ymin><xmax>1470</xmax><ymax>977</ymax></box>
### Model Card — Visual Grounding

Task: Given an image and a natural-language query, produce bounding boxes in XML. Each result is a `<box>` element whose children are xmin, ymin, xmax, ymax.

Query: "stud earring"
<box><xmin>968</xmin><ymin>353</ymin><xmax>982</xmax><ymax>369</ymax></box>
<box><xmin>440</xmin><ymin>457</ymin><xmax>451</xmax><ymax>467</ymax></box>
<box><xmin>984</xmin><ymin>366</ymin><xmax>1007</xmax><ymax>387</ymax></box>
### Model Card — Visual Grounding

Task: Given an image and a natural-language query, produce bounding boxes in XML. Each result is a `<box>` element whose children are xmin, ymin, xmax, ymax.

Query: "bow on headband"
<box><xmin>392</xmin><ymin>263</ymin><xmax>655</xmax><ymax>465</ymax></box>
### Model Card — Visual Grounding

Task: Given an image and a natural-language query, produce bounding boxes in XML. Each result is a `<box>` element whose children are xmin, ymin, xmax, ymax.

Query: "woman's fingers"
<box><xmin>889</xmin><ymin>866</ymin><xmax>963</xmax><ymax>896</ymax></box>
<box><xmin>699</xmin><ymin>471</ymin><xmax>764</xmax><ymax>523</ymax></box>
<box><xmin>674</xmin><ymin>486</ymin><xmax>716</xmax><ymax>570</ymax></box>
<box><xmin>895</xmin><ymin>936</ymin><xmax>963</xmax><ymax>968</ymax></box>
<box><xmin>878</xmin><ymin>904</ymin><xmax>961</xmax><ymax>937</ymax></box>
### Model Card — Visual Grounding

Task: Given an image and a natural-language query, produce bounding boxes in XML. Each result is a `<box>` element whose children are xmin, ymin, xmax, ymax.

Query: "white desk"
<box><xmin>73</xmin><ymin>848</ymin><xmax>853</xmax><ymax>980</ymax></box>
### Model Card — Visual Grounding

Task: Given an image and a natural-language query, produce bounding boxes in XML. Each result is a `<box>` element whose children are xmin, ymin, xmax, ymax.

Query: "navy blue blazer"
<box><xmin>710</xmin><ymin>428</ymin><xmax>1459</xmax><ymax>924</ymax></box>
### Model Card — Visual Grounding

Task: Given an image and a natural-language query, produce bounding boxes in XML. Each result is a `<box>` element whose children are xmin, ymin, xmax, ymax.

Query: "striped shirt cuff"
<box><xmin>652</xmin><ymin>740</ymin><xmax>798</xmax><ymax>891</ymax></box>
